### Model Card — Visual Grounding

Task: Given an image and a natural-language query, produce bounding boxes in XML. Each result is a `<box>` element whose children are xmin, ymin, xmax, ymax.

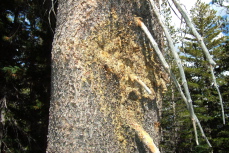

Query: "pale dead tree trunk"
<box><xmin>46</xmin><ymin>0</ymin><xmax>167</xmax><ymax>152</ymax></box>
<box><xmin>0</xmin><ymin>97</ymin><xmax>6</xmax><ymax>152</ymax></box>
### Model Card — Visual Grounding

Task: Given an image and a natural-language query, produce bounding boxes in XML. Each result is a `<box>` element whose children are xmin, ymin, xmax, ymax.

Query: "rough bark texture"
<box><xmin>47</xmin><ymin>0</ymin><xmax>167</xmax><ymax>152</ymax></box>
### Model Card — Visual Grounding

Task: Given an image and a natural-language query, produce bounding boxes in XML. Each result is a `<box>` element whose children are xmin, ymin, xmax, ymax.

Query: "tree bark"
<box><xmin>47</xmin><ymin>0</ymin><xmax>166</xmax><ymax>152</ymax></box>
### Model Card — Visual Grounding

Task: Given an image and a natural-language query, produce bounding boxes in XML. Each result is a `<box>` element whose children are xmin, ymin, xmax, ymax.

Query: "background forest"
<box><xmin>161</xmin><ymin>0</ymin><xmax>229</xmax><ymax>152</ymax></box>
<box><xmin>0</xmin><ymin>0</ymin><xmax>228</xmax><ymax>152</ymax></box>
<box><xmin>0</xmin><ymin>0</ymin><xmax>56</xmax><ymax>152</ymax></box>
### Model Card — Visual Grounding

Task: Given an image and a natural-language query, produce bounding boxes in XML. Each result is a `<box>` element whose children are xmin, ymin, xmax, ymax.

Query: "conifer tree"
<box><xmin>162</xmin><ymin>0</ymin><xmax>228</xmax><ymax>152</ymax></box>
<box><xmin>177</xmin><ymin>0</ymin><xmax>228</xmax><ymax>152</ymax></box>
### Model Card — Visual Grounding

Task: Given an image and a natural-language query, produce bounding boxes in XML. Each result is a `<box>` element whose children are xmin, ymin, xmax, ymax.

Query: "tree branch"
<box><xmin>148</xmin><ymin>0</ymin><xmax>199</xmax><ymax>145</ymax></box>
<box><xmin>210</xmin><ymin>65</ymin><xmax>225</xmax><ymax>124</ymax></box>
<box><xmin>134</xmin><ymin>17</ymin><xmax>212</xmax><ymax>147</ymax></box>
<box><xmin>130</xmin><ymin>122</ymin><xmax>160</xmax><ymax>153</ymax></box>
<box><xmin>122</xmin><ymin>106</ymin><xmax>160</xmax><ymax>153</ymax></box>
<box><xmin>171</xmin><ymin>0</ymin><xmax>216</xmax><ymax>66</ymax></box>
<box><xmin>129</xmin><ymin>74</ymin><xmax>152</xmax><ymax>94</ymax></box>
<box><xmin>171</xmin><ymin>0</ymin><xmax>225</xmax><ymax>124</ymax></box>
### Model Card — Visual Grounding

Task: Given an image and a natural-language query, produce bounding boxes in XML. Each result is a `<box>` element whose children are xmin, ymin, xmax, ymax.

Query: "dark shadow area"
<box><xmin>0</xmin><ymin>0</ymin><xmax>57</xmax><ymax>152</ymax></box>
<box><xmin>135</xmin><ymin>133</ymin><xmax>148</xmax><ymax>153</ymax></box>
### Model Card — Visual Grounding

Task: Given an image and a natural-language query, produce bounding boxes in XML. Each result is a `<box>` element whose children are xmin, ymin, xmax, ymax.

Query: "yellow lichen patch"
<box><xmin>69</xmin><ymin>7</ymin><xmax>168</xmax><ymax>150</ymax></box>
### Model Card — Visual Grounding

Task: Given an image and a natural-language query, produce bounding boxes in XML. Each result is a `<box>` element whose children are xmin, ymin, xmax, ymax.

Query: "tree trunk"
<box><xmin>47</xmin><ymin>0</ymin><xmax>167</xmax><ymax>152</ymax></box>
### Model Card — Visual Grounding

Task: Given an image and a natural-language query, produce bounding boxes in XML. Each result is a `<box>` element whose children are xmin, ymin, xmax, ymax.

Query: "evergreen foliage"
<box><xmin>161</xmin><ymin>1</ymin><xmax>229</xmax><ymax>152</ymax></box>
<box><xmin>0</xmin><ymin>0</ymin><xmax>56</xmax><ymax>152</ymax></box>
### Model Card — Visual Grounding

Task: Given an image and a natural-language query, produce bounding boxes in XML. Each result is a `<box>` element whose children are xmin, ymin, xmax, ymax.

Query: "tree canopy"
<box><xmin>161</xmin><ymin>1</ymin><xmax>229</xmax><ymax>152</ymax></box>
<box><xmin>0</xmin><ymin>0</ymin><xmax>56</xmax><ymax>152</ymax></box>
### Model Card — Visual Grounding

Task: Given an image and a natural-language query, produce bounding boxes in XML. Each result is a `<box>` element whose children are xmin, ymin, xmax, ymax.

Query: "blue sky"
<box><xmin>167</xmin><ymin>0</ymin><xmax>229</xmax><ymax>75</ymax></box>
<box><xmin>169</xmin><ymin>0</ymin><xmax>229</xmax><ymax>32</ymax></box>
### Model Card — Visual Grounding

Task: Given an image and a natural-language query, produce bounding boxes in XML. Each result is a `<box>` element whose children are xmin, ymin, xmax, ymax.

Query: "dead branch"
<box><xmin>148</xmin><ymin>0</ymin><xmax>198</xmax><ymax>145</ymax></box>
<box><xmin>171</xmin><ymin>0</ymin><xmax>225</xmax><ymax>124</ymax></box>
<box><xmin>135</xmin><ymin>17</ymin><xmax>212</xmax><ymax>147</ymax></box>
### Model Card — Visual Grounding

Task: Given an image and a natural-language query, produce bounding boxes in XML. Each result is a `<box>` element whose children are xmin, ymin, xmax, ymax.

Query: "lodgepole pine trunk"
<box><xmin>47</xmin><ymin>0</ymin><xmax>167</xmax><ymax>152</ymax></box>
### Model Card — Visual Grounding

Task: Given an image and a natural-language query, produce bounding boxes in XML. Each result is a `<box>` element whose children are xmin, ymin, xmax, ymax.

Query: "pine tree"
<box><xmin>162</xmin><ymin>0</ymin><xmax>228</xmax><ymax>152</ymax></box>
<box><xmin>178</xmin><ymin>0</ymin><xmax>228</xmax><ymax>152</ymax></box>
